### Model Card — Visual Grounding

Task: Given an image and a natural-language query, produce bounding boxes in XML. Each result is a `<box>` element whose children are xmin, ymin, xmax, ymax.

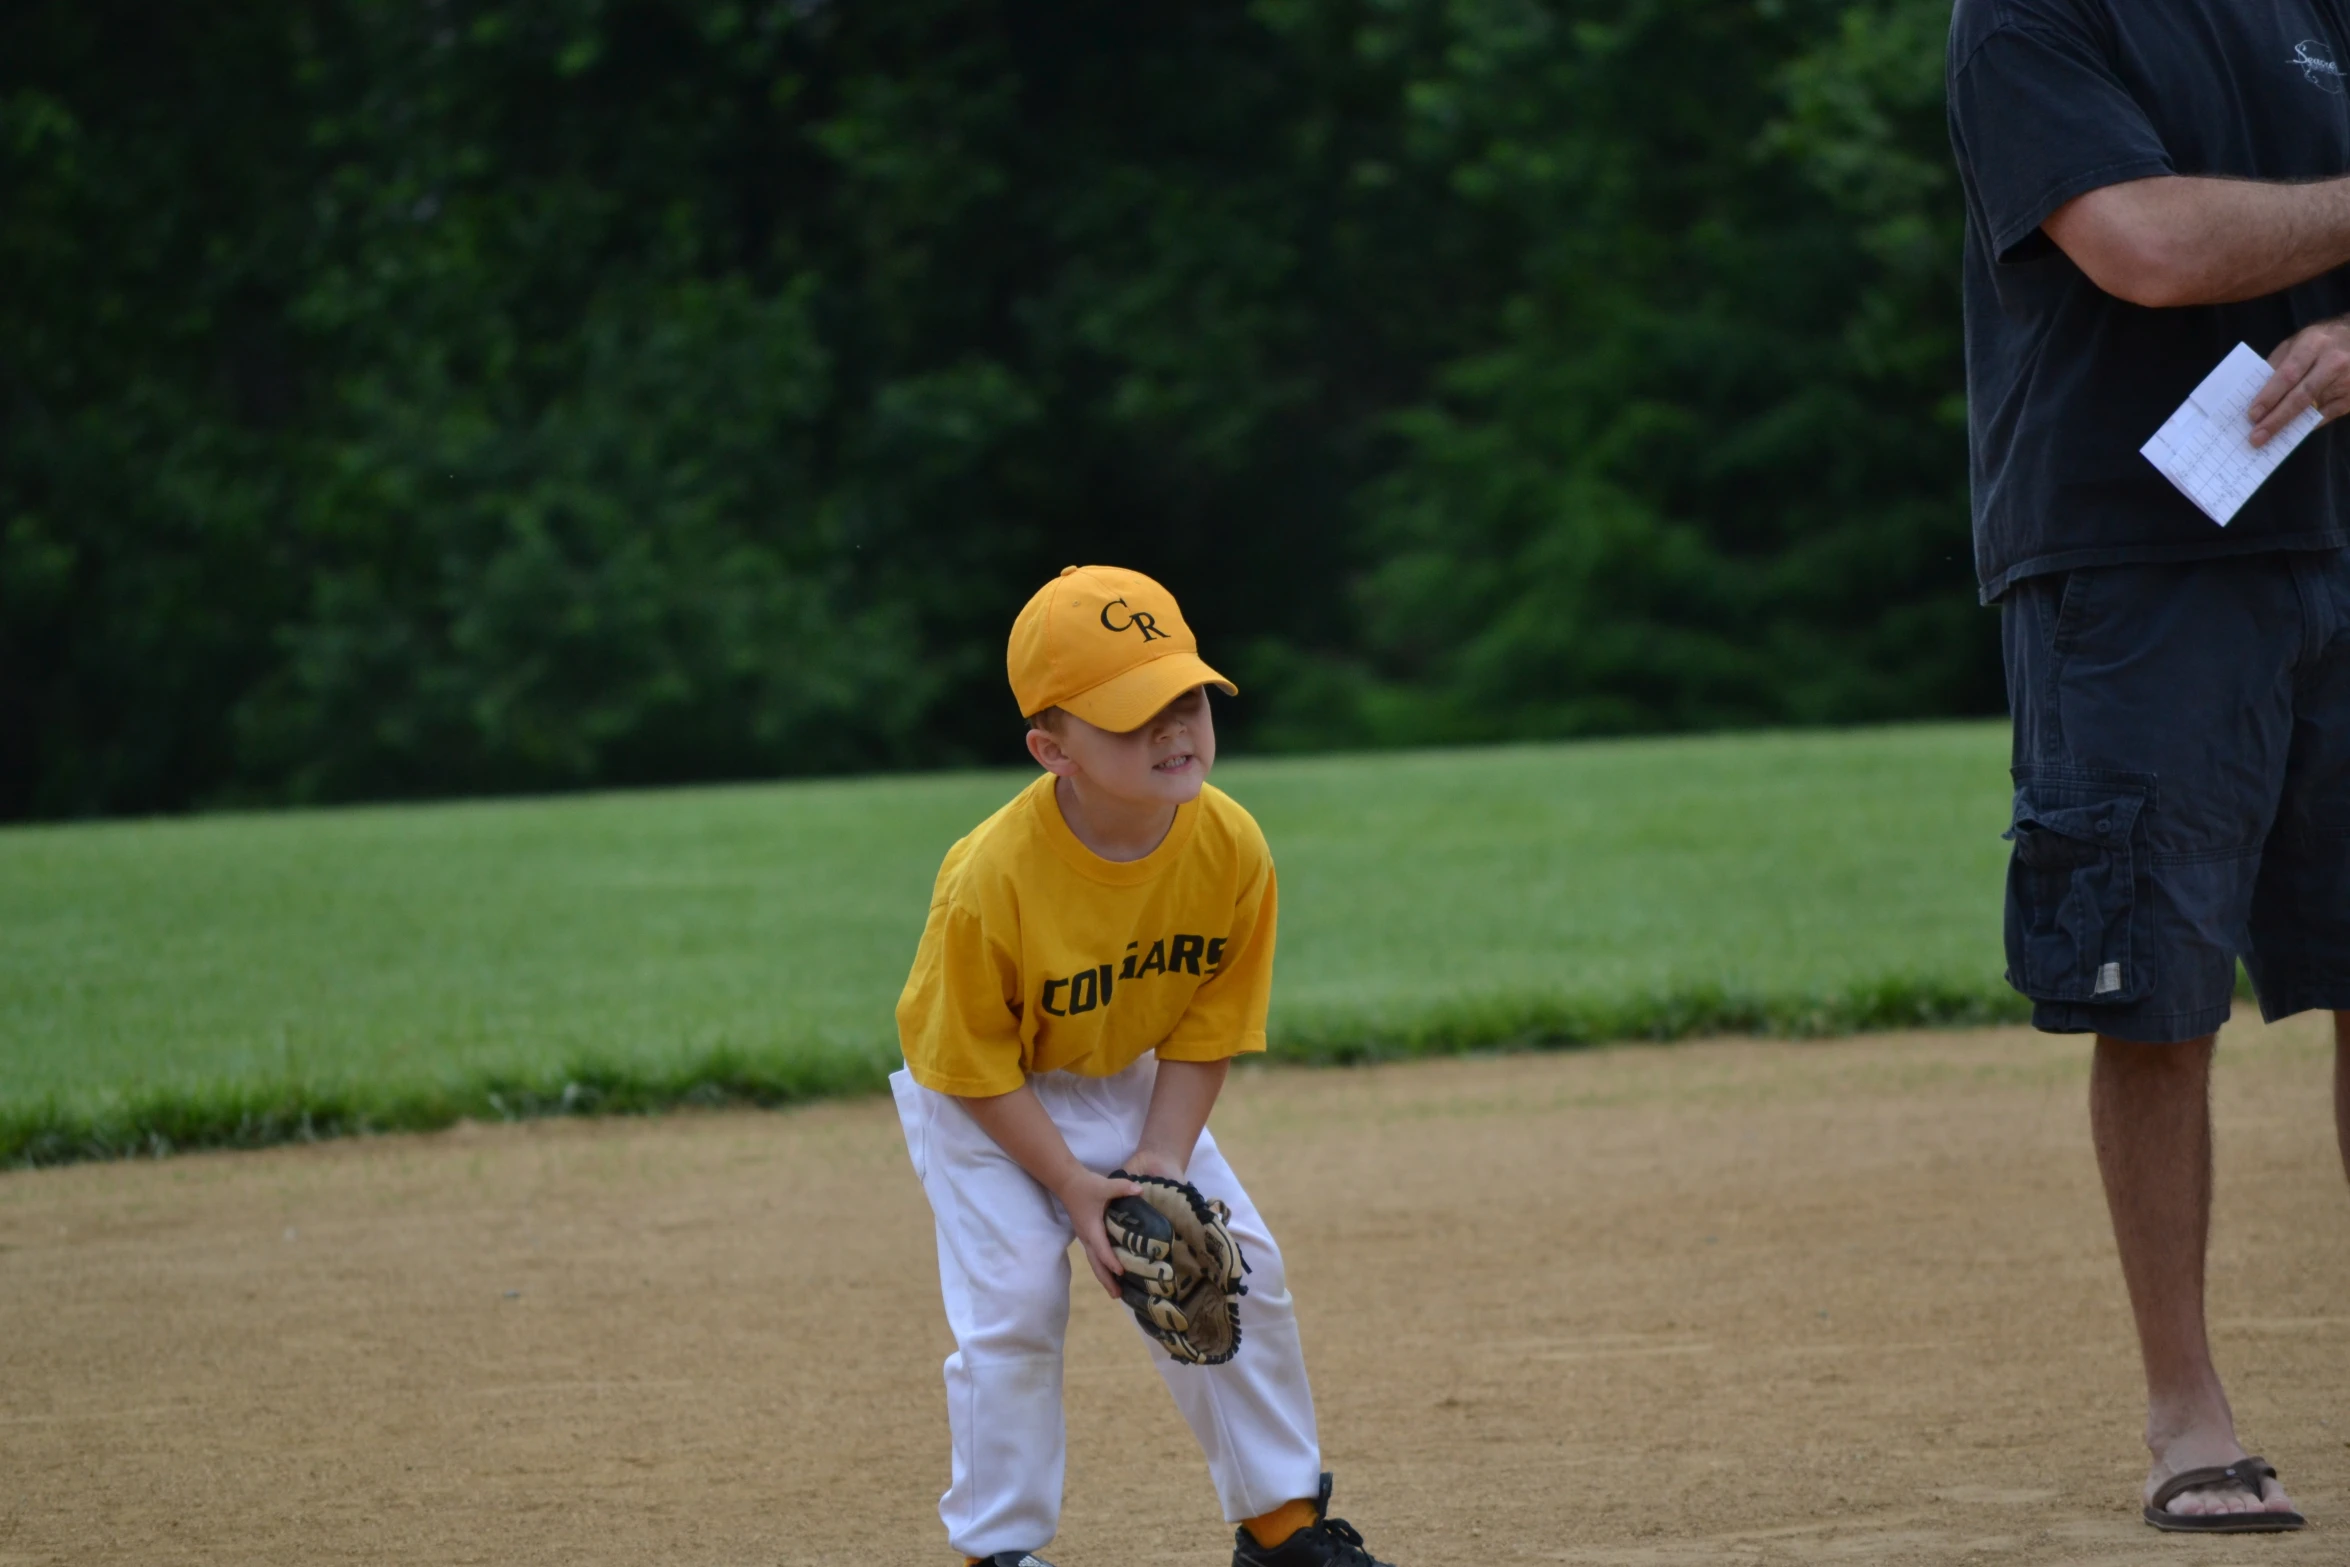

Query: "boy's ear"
<box><xmin>1025</xmin><ymin>724</ymin><xmax>1078</xmax><ymax>777</ymax></box>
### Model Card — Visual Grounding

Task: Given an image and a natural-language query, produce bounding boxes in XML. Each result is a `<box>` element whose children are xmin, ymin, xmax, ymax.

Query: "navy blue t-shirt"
<box><xmin>1947</xmin><ymin>0</ymin><xmax>2350</xmax><ymax>601</ymax></box>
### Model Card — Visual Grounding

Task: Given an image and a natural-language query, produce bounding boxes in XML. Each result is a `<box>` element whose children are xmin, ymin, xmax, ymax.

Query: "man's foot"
<box><xmin>2143</xmin><ymin>1448</ymin><xmax>2304</xmax><ymax>1530</ymax></box>
<box><xmin>970</xmin><ymin>1554</ymin><xmax>1056</xmax><ymax>1567</ymax></box>
<box><xmin>1232</xmin><ymin>1475</ymin><xmax>1397</xmax><ymax>1567</ymax></box>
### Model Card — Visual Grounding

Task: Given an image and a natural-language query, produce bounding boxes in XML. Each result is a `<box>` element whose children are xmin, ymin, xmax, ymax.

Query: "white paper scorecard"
<box><xmin>2139</xmin><ymin>342</ymin><xmax>2324</xmax><ymax>526</ymax></box>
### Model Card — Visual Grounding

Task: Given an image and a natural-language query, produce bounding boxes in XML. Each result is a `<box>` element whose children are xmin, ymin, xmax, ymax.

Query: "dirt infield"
<box><xmin>3</xmin><ymin>1012</ymin><xmax>2345</xmax><ymax>1567</ymax></box>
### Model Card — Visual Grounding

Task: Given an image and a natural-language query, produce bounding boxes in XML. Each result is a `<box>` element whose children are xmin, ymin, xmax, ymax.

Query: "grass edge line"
<box><xmin>2</xmin><ymin>975</ymin><xmax>2030</xmax><ymax>1169</ymax></box>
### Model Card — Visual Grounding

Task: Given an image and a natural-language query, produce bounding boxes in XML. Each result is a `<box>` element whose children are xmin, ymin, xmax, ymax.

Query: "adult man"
<box><xmin>1947</xmin><ymin>0</ymin><xmax>2350</xmax><ymax>1534</ymax></box>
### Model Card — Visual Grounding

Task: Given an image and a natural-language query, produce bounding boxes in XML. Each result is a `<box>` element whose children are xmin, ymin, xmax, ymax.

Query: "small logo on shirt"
<box><xmin>2292</xmin><ymin>38</ymin><xmax>2346</xmax><ymax>93</ymax></box>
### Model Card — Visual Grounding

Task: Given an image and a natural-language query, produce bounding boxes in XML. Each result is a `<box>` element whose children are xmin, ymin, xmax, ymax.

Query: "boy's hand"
<box><xmin>1052</xmin><ymin>1166</ymin><xmax>1142</xmax><ymax>1297</ymax></box>
<box><xmin>1127</xmin><ymin>1056</ymin><xmax>1227</xmax><ymax>1183</ymax></box>
<box><xmin>1120</xmin><ymin>1147</ymin><xmax>1187</xmax><ymax>1181</ymax></box>
<box><xmin>949</xmin><ymin>1083</ymin><xmax>1145</xmax><ymax>1298</ymax></box>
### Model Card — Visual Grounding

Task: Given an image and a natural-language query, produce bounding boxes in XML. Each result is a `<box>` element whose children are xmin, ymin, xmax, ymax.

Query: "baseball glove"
<box><xmin>1103</xmin><ymin>1170</ymin><xmax>1249</xmax><ymax>1365</ymax></box>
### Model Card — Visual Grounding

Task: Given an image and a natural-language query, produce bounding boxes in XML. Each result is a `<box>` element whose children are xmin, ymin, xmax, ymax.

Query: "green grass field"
<box><xmin>0</xmin><ymin>722</ymin><xmax>2021</xmax><ymax>1164</ymax></box>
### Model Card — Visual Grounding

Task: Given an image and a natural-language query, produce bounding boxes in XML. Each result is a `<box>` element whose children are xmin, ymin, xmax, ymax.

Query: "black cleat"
<box><xmin>1231</xmin><ymin>1474</ymin><xmax>1396</xmax><ymax>1567</ymax></box>
<box><xmin>974</xmin><ymin>1555</ymin><xmax>1055</xmax><ymax>1567</ymax></box>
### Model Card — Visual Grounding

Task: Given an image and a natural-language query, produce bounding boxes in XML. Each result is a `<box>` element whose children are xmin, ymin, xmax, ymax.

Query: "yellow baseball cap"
<box><xmin>1008</xmin><ymin>565</ymin><xmax>1237</xmax><ymax>731</ymax></box>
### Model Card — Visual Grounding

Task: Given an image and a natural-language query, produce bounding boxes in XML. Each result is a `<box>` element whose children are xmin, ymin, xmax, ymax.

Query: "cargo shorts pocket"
<box><xmin>2003</xmin><ymin>767</ymin><xmax>2155</xmax><ymax>1004</ymax></box>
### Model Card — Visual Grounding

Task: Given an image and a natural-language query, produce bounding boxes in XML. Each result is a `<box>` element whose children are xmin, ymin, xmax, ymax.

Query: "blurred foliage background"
<box><xmin>0</xmin><ymin>0</ymin><xmax>1985</xmax><ymax>820</ymax></box>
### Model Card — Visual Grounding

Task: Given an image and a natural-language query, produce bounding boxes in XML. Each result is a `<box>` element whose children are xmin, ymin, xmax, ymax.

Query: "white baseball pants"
<box><xmin>891</xmin><ymin>1055</ymin><xmax>1322</xmax><ymax>1560</ymax></box>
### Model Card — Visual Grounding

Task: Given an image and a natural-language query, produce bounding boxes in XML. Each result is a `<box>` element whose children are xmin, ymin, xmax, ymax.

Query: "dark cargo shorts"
<box><xmin>2001</xmin><ymin>549</ymin><xmax>2350</xmax><ymax>1043</ymax></box>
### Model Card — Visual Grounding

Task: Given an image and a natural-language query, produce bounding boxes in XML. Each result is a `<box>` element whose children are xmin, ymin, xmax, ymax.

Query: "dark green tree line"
<box><xmin>0</xmin><ymin>0</ymin><xmax>1989</xmax><ymax>819</ymax></box>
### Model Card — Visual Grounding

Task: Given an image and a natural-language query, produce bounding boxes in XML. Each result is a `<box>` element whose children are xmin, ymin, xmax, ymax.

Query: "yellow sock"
<box><xmin>1243</xmin><ymin>1497</ymin><xmax>1319</xmax><ymax>1549</ymax></box>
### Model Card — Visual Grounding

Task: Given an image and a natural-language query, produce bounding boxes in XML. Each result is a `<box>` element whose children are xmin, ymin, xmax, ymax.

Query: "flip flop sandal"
<box><xmin>2143</xmin><ymin>1457</ymin><xmax>2308</xmax><ymax>1533</ymax></box>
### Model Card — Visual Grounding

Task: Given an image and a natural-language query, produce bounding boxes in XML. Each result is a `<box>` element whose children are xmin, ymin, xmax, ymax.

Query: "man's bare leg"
<box><xmin>2335</xmin><ymin>1012</ymin><xmax>2350</xmax><ymax>1189</ymax></box>
<box><xmin>2090</xmin><ymin>1035</ymin><xmax>2297</xmax><ymax>1519</ymax></box>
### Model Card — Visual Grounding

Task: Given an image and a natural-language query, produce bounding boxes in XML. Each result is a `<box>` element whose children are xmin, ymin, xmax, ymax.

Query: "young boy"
<box><xmin>891</xmin><ymin>565</ymin><xmax>1400</xmax><ymax>1567</ymax></box>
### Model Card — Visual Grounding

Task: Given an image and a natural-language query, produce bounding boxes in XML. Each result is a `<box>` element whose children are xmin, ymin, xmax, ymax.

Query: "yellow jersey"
<box><xmin>895</xmin><ymin>774</ymin><xmax>1277</xmax><ymax>1096</ymax></box>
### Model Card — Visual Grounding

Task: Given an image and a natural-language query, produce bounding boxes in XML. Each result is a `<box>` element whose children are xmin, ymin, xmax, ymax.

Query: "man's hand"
<box><xmin>1052</xmin><ymin>1165</ymin><xmax>1143</xmax><ymax>1298</ymax></box>
<box><xmin>2250</xmin><ymin>319</ymin><xmax>2350</xmax><ymax>446</ymax></box>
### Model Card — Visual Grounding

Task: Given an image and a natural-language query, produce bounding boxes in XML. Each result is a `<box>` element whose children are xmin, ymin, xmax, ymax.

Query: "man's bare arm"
<box><xmin>2043</xmin><ymin>174</ymin><xmax>2350</xmax><ymax>309</ymax></box>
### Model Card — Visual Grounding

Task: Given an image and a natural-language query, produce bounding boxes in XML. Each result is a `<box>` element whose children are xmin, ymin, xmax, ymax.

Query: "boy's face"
<box><xmin>1031</xmin><ymin>685</ymin><xmax>1216</xmax><ymax>807</ymax></box>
